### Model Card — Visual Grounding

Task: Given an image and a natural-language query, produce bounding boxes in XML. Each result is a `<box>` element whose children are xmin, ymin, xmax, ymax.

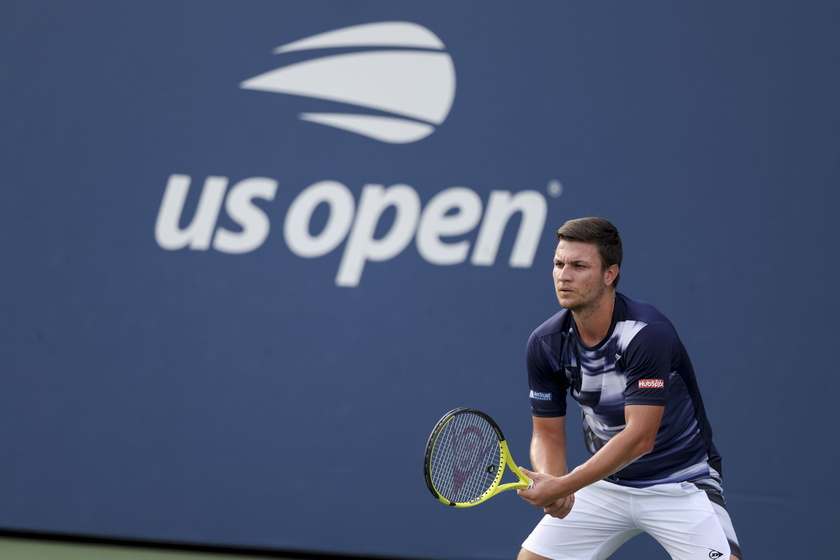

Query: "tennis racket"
<box><xmin>424</xmin><ymin>407</ymin><xmax>532</xmax><ymax>507</ymax></box>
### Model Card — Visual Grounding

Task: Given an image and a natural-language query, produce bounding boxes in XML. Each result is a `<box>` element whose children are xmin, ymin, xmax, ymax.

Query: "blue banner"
<box><xmin>1</xmin><ymin>2</ymin><xmax>838</xmax><ymax>558</ymax></box>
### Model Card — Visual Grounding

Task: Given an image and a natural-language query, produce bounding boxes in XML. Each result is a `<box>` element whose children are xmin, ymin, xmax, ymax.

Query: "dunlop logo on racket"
<box><xmin>423</xmin><ymin>407</ymin><xmax>532</xmax><ymax>507</ymax></box>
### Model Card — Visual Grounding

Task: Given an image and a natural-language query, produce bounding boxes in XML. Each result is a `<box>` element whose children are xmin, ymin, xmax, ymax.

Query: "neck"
<box><xmin>572</xmin><ymin>292</ymin><xmax>616</xmax><ymax>347</ymax></box>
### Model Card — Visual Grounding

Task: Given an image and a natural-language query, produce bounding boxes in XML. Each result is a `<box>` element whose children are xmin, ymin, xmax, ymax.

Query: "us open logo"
<box><xmin>155</xmin><ymin>21</ymin><xmax>553</xmax><ymax>287</ymax></box>
<box><xmin>240</xmin><ymin>21</ymin><xmax>456</xmax><ymax>143</ymax></box>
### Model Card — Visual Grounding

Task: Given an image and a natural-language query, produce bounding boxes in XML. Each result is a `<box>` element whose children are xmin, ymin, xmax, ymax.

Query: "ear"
<box><xmin>604</xmin><ymin>264</ymin><xmax>619</xmax><ymax>287</ymax></box>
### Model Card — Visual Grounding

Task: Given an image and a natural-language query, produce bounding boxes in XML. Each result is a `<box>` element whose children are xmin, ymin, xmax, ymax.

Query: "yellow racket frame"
<box><xmin>424</xmin><ymin>408</ymin><xmax>531</xmax><ymax>508</ymax></box>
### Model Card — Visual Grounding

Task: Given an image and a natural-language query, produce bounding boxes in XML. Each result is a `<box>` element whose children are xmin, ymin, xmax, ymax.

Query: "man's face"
<box><xmin>552</xmin><ymin>240</ymin><xmax>615</xmax><ymax>312</ymax></box>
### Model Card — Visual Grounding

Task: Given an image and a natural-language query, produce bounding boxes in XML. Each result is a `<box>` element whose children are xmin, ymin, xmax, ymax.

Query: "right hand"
<box><xmin>516</xmin><ymin>467</ymin><xmax>576</xmax><ymax>519</ymax></box>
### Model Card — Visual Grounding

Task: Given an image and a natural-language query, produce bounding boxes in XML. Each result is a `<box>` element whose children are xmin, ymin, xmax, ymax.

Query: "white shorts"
<box><xmin>521</xmin><ymin>479</ymin><xmax>740</xmax><ymax>560</ymax></box>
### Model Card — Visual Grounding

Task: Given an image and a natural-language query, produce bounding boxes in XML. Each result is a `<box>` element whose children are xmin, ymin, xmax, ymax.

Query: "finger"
<box><xmin>544</xmin><ymin>495</ymin><xmax>575</xmax><ymax>519</ymax></box>
<box><xmin>558</xmin><ymin>495</ymin><xmax>575</xmax><ymax>517</ymax></box>
<box><xmin>515</xmin><ymin>485</ymin><xmax>532</xmax><ymax>498</ymax></box>
<box><xmin>544</xmin><ymin>505</ymin><xmax>570</xmax><ymax>519</ymax></box>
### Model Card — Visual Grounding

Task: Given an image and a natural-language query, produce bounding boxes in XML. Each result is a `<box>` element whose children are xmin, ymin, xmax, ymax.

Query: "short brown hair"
<box><xmin>556</xmin><ymin>217</ymin><xmax>622</xmax><ymax>287</ymax></box>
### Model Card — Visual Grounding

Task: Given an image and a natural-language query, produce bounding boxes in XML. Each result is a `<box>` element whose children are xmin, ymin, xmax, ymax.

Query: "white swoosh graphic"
<box><xmin>241</xmin><ymin>50</ymin><xmax>455</xmax><ymax>124</ymax></box>
<box><xmin>299</xmin><ymin>113</ymin><xmax>435</xmax><ymax>143</ymax></box>
<box><xmin>240</xmin><ymin>22</ymin><xmax>456</xmax><ymax>143</ymax></box>
<box><xmin>274</xmin><ymin>21</ymin><xmax>445</xmax><ymax>53</ymax></box>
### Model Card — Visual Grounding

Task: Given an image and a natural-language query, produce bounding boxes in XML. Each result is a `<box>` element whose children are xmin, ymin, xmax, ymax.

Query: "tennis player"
<box><xmin>516</xmin><ymin>217</ymin><xmax>741</xmax><ymax>560</ymax></box>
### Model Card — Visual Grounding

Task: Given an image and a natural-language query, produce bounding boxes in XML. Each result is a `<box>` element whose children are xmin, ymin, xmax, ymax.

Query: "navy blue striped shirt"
<box><xmin>526</xmin><ymin>293</ymin><xmax>722</xmax><ymax>487</ymax></box>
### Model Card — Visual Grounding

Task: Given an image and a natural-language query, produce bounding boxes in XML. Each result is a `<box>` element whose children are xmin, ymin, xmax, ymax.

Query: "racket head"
<box><xmin>423</xmin><ymin>407</ymin><xmax>508</xmax><ymax>507</ymax></box>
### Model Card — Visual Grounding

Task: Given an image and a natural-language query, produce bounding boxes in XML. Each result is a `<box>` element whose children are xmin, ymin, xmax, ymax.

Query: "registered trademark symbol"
<box><xmin>546</xmin><ymin>180</ymin><xmax>563</xmax><ymax>198</ymax></box>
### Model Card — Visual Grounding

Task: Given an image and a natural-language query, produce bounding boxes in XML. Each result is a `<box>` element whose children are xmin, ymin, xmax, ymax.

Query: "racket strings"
<box><xmin>429</xmin><ymin>412</ymin><xmax>502</xmax><ymax>503</ymax></box>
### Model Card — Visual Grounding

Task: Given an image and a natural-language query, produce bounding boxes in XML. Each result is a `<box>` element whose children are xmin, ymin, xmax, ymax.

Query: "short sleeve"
<box><xmin>526</xmin><ymin>331</ymin><xmax>568</xmax><ymax>417</ymax></box>
<box><xmin>622</xmin><ymin>321</ymin><xmax>675</xmax><ymax>406</ymax></box>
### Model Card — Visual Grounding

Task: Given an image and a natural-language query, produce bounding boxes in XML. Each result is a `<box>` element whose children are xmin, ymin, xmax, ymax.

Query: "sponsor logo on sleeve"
<box><xmin>637</xmin><ymin>379</ymin><xmax>665</xmax><ymax>389</ymax></box>
<box><xmin>529</xmin><ymin>390</ymin><xmax>552</xmax><ymax>401</ymax></box>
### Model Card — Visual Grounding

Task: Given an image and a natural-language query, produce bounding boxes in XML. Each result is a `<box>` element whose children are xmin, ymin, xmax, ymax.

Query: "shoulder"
<box><xmin>616</xmin><ymin>293</ymin><xmax>672</xmax><ymax>325</ymax></box>
<box><xmin>614</xmin><ymin>294</ymin><xmax>680</xmax><ymax>349</ymax></box>
<box><xmin>526</xmin><ymin>309</ymin><xmax>571</xmax><ymax>363</ymax></box>
<box><xmin>530</xmin><ymin>308</ymin><xmax>571</xmax><ymax>342</ymax></box>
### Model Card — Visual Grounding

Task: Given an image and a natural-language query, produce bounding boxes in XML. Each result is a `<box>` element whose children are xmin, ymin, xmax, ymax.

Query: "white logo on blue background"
<box><xmin>240</xmin><ymin>21</ymin><xmax>456</xmax><ymax>144</ymax></box>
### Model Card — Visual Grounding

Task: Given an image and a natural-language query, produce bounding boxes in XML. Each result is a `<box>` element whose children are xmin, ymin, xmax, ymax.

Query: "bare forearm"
<box><xmin>531</xmin><ymin>433</ymin><xmax>568</xmax><ymax>476</ymax></box>
<box><xmin>519</xmin><ymin>415</ymin><xmax>575</xmax><ymax>516</ymax></box>
<box><xmin>545</xmin><ymin>405</ymin><xmax>662</xmax><ymax>500</ymax></box>
<box><xmin>519</xmin><ymin>406</ymin><xmax>664</xmax><ymax>510</ymax></box>
<box><xmin>529</xmin><ymin>415</ymin><xmax>569</xmax><ymax>477</ymax></box>
<box><xmin>518</xmin><ymin>429</ymin><xmax>652</xmax><ymax>509</ymax></box>
<box><xmin>561</xmin><ymin>428</ymin><xmax>652</xmax><ymax>492</ymax></box>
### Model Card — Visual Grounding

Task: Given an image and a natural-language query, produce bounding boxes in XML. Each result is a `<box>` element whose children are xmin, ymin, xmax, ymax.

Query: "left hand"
<box><xmin>543</xmin><ymin>494</ymin><xmax>575</xmax><ymax>519</ymax></box>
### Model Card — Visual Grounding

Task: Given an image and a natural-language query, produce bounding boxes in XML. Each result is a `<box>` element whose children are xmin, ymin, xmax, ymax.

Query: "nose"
<box><xmin>556</xmin><ymin>264</ymin><xmax>571</xmax><ymax>282</ymax></box>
